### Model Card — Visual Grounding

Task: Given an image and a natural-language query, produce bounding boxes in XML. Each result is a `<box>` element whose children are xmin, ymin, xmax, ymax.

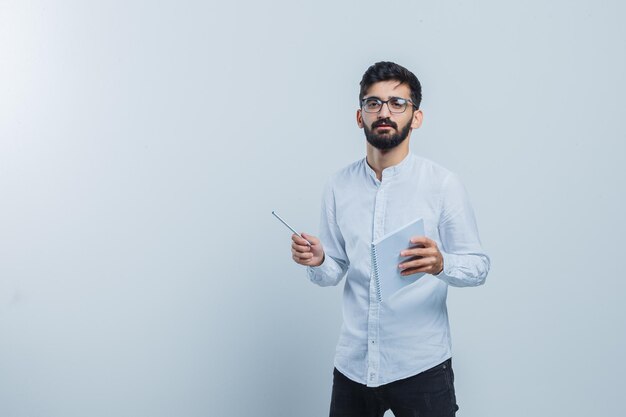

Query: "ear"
<box><xmin>356</xmin><ymin>109</ymin><xmax>364</xmax><ymax>129</ymax></box>
<box><xmin>411</xmin><ymin>109</ymin><xmax>423</xmax><ymax>129</ymax></box>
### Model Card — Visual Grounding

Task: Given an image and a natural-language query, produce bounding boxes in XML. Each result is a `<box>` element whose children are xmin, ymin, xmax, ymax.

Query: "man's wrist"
<box><xmin>434</xmin><ymin>257</ymin><xmax>444</xmax><ymax>276</ymax></box>
<box><xmin>311</xmin><ymin>253</ymin><xmax>325</xmax><ymax>268</ymax></box>
<box><xmin>434</xmin><ymin>252</ymin><xmax>448</xmax><ymax>277</ymax></box>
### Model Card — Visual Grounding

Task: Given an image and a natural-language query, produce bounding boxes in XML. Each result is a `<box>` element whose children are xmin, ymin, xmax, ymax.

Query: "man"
<box><xmin>291</xmin><ymin>61</ymin><xmax>490</xmax><ymax>417</ymax></box>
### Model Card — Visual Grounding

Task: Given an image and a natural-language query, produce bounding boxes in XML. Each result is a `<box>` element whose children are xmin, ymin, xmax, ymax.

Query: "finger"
<box><xmin>292</xmin><ymin>233</ymin><xmax>310</xmax><ymax>245</ymax></box>
<box><xmin>293</xmin><ymin>254</ymin><xmax>309</xmax><ymax>264</ymax></box>
<box><xmin>292</xmin><ymin>241</ymin><xmax>311</xmax><ymax>253</ymax></box>
<box><xmin>301</xmin><ymin>233</ymin><xmax>319</xmax><ymax>245</ymax></box>
<box><xmin>292</xmin><ymin>247</ymin><xmax>313</xmax><ymax>259</ymax></box>
<box><xmin>409</xmin><ymin>236</ymin><xmax>434</xmax><ymax>247</ymax></box>
<box><xmin>399</xmin><ymin>256</ymin><xmax>436</xmax><ymax>271</ymax></box>
<box><xmin>400</xmin><ymin>248</ymin><xmax>432</xmax><ymax>257</ymax></box>
<box><xmin>400</xmin><ymin>266</ymin><xmax>430</xmax><ymax>276</ymax></box>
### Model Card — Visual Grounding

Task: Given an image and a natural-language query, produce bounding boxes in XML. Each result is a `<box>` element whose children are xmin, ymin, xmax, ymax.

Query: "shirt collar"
<box><xmin>364</xmin><ymin>152</ymin><xmax>415</xmax><ymax>183</ymax></box>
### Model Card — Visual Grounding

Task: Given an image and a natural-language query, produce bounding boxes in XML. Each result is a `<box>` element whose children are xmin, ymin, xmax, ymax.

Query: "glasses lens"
<box><xmin>388</xmin><ymin>98</ymin><xmax>408</xmax><ymax>113</ymax></box>
<box><xmin>363</xmin><ymin>98</ymin><xmax>382</xmax><ymax>113</ymax></box>
<box><xmin>362</xmin><ymin>98</ymin><xmax>409</xmax><ymax>113</ymax></box>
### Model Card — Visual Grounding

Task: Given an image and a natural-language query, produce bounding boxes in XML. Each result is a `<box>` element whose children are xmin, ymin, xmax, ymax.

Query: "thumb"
<box><xmin>301</xmin><ymin>233</ymin><xmax>319</xmax><ymax>245</ymax></box>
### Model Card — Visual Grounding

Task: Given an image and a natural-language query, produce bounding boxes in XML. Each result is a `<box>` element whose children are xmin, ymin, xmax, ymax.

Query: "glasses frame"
<box><xmin>360</xmin><ymin>96</ymin><xmax>417</xmax><ymax>114</ymax></box>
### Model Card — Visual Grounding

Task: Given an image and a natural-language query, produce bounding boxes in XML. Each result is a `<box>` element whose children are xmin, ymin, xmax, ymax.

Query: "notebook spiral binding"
<box><xmin>371</xmin><ymin>243</ymin><xmax>382</xmax><ymax>303</ymax></box>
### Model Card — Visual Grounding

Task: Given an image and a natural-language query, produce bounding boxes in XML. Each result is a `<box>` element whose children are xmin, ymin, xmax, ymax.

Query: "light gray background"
<box><xmin>1</xmin><ymin>1</ymin><xmax>624</xmax><ymax>416</ymax></box>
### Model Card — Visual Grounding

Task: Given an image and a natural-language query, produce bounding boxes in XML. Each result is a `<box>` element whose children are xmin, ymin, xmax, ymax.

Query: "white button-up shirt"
<box><xmin>307</xmin><ymin>152</ymin><xmax>490</xmax><ymax>387</ymax></box>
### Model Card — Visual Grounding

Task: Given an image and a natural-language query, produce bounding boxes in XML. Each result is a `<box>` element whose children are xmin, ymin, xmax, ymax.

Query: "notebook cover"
<box><xmin>371</xmin><ymin>217</ymin><xmax>425</xmax><ymax>302</ymax></box>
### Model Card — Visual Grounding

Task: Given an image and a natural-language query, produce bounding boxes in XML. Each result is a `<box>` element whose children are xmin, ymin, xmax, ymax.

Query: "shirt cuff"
<box><xmin>434</xmin><ymin>251</ymin><xmax>488</xmax><ymax>287</ymax></box>
<box><xmin>306</xmin><ymin>254</ymin><xmax>344</xmax><ymax>285</ymax></box>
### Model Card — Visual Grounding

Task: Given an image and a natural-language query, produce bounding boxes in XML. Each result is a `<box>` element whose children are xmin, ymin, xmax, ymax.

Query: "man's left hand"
<box><xmin>399</xmin><ymin>236</ymin><xmax>444</xmax><ymax>276</ymax></box>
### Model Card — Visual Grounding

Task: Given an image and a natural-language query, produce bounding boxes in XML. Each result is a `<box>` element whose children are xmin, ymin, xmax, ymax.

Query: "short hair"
<box><xmin>359</xmin><ymin>61</ymin><xmax>422</xmax><ymax>110</ymax></box>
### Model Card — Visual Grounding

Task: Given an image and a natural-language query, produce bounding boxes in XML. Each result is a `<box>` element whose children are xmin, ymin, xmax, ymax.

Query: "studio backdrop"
<box><xmin>1</xmin><ymin>1</ymin><xmax>624</xmax><ymax>416</ymax></box>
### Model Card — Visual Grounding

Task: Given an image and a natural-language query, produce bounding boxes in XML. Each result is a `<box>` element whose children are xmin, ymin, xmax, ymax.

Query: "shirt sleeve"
<box><xmin>435</xmin><ymin>173</ymin><xmax>491</xmax><ymax>287</ymax></box>
<box><xmin>306</xmin><ymin>181</ymin><xmax>350</xmax><ymax>287</ymax></box>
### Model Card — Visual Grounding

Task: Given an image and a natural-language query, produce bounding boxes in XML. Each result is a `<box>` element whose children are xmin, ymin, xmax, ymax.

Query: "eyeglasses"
<box><xmin>361</xmin><ymin>97</ymin><xmax>417</xmax><ymax>114</ymax></box>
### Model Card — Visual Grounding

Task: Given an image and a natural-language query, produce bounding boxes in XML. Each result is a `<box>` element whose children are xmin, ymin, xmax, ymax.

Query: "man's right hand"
<box><xmin>291</xmin><ymin>233</ymin><xmax>325</xmax><ymax>267</ymax></box>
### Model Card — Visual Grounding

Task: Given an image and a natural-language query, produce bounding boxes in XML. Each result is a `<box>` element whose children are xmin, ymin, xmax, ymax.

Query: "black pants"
<box><xmin>329</xmin><ymin>359</ymin><xmax>459</xmax><ymax>417</ymax></box>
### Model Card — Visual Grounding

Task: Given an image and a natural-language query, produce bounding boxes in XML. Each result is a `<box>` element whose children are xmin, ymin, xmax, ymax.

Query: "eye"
<box><xmin>389</xmin><ymin>98</ymin><xmax>406</xmax><ymax>110</ymax></box>
<box><xmin>364</xmin><ymin>99</ymin><xmax>380</xmax><ymax>109</ymax></box>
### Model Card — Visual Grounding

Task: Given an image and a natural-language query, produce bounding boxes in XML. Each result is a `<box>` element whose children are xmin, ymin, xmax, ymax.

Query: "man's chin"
<box><xmin>366</xmin><ymin>134</ymin><xmax>406</xmax><ymax>150</ymax></box>
<box><xmin>364</xmin><ymin>123</ymin><xmax>411</xmax><ymax>151</ymax></box>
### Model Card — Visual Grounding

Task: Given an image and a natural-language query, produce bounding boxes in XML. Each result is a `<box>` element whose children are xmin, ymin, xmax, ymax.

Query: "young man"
<box><xmin>291</xmin><ymin>61</ymin><xmax>490</xmax><ymax>417</ymax></box>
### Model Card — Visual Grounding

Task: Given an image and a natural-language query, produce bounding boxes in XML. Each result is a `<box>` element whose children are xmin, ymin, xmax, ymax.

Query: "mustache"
<box><xmin>371</xmin><ymin>118</ymin><xmax>397</xmax><ymax>129</ymax></box>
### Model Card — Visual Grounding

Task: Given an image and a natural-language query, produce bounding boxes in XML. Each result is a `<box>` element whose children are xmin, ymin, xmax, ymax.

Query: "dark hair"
<box><xmin>359</xmin><ymin>61</ymin><xmax>422</xmax><ymax>110</ymax></box>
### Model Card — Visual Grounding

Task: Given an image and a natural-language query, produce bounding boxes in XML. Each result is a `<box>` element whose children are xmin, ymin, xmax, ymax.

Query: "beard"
<box><xmin>363</xmin><ymin>118</ymin><xmax>412</xmax><ymax>150</ymax></box>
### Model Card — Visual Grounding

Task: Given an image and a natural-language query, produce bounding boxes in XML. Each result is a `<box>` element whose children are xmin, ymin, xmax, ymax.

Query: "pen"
<box><xmin>272</xmin><ymin>210</ymin><xmax>312</xmax><ymax>246</ymax></box>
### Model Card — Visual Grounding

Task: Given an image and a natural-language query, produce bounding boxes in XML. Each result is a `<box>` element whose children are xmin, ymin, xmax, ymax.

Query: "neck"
<box><xmin>366</xmin><ymin>139</ymin><xmax>410</xmax><ymax>181</ymax></box>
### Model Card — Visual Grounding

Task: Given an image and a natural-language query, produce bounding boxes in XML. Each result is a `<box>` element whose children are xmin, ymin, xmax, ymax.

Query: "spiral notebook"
<box><xmin>371</xmin><ymin>217</ymin><xmax>425</xmax><ymax>302</ymax></box>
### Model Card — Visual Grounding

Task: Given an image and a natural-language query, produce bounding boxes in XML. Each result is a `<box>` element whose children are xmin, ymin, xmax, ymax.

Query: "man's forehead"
<box><xmin>364</xmin><ymin>80</ymin><xmax>410</xmax><ymax>98</ymax></box>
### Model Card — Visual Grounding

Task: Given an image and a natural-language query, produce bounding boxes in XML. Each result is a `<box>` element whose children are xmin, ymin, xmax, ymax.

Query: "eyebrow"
<box><xmin>363</xmin><ymin>96</ymin><xmax>409</xmax><ymax>101</ymax></box>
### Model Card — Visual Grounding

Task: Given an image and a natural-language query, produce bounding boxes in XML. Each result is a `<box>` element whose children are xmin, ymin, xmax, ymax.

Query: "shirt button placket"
<box><xmin>367</xmin><ymin>184</ymin><xmax>386</xmax><ymax>386</ymax></box>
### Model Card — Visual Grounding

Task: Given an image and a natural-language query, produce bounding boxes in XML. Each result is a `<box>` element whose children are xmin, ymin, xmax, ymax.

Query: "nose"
<box><xmin>377</xmin><ymin>101</ymin><xmax>392</xmax><ymax>118</ymax></box>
